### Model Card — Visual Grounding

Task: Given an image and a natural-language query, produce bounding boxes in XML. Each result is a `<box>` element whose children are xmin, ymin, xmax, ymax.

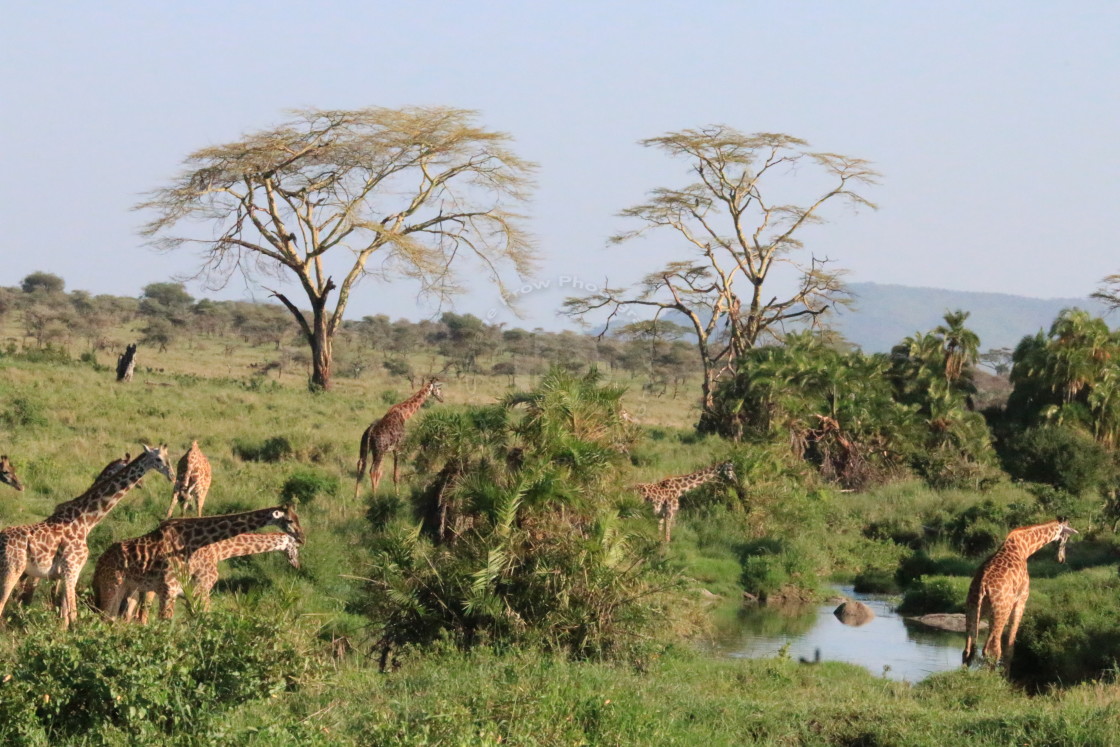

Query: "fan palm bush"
<box><xmin>360</xmin><ymin>369</ymin><xmax>665</xmax><ymax>660</ymax></box>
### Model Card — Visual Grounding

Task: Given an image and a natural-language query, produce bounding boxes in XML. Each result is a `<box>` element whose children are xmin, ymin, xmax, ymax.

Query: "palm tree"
<box><xmin>934</xmin><ymin>310</ymin><xmax>981</xmax><ymax>384</ymax></box>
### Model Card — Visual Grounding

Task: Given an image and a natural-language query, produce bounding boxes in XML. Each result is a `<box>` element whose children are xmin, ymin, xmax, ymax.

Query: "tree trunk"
<box><xmin>308</xmin><ymin>318</ymin><xmax>333</xmax><ymax>392</ymax></box>
<box><xmin>116</xmin><ymin>343</ymin><xmax>137</xmax><ymax>382</ymax></box>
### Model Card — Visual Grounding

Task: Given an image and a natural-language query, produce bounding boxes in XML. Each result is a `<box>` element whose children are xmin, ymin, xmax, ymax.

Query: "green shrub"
<box><xmin>281</xmin><ymin>467</ymin><xmax>339</xmax><ymax>505</ymax></box>
<box><xmin>737</xmin><ymin>537</ymin><xmax>821</xmax><ymax>601</ymax></box>
<box><xmin>853</xmin><ymin>567</ymin><xmax>900</xmax><ymax>594</ymax></box>
<box><xmin>896</xmin><ymin>551</ymin><xmax>976</xmax><ymax>587</ymax></box>
<box><xmin>896</xmin><ymin>576</ymin><xmax>968</xmax><ymax>615</ymax></box>
<box><xmin>1010</xmin><ymin>573</ymin><xmax>1120</xmax><ymax>688</ymax></box>
<box><xmin>232</xmin><ymin>435</ymin><xmax>293</xmax><ymax>462</ymax></box>
<box><xmin>1</xmin><ymin>395</ymin><xmax>48</xmax><ymax>428</ymax></box>
<box><xmin>1000</xmin><ymin>425</ymin><xmax>1114</xmax><ymax>496</ymax></box>
<box><xmin>0</xmin><ymin>611</ymin><xmax>309</xmax><ymax>742</ymax></box>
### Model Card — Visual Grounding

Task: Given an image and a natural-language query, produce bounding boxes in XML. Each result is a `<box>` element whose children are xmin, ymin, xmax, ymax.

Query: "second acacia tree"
<box><xmin>565</xmin><ymin>127</ymin><xmax>878</xmax><ymax>429</ymax></box>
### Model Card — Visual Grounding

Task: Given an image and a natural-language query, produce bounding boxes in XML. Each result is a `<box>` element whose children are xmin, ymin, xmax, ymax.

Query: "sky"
<box><xmin>2</xmin><ymin>1</ymin><xmax>1117</xmax><ymax>331</ymax></box>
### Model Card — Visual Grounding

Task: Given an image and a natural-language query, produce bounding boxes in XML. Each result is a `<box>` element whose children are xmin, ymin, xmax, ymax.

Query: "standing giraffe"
<box><xmin>962</xmin><ymin>518</ymin><xmax>1077</xmax><ymax>668</ymax></box>
<box><xmin>0</xmin><ymin>445</ymin><xmax>175</xmax><ymax>627</ymax></box>
<box><xmin>355</xmin><ymin>377</ymin><xmax>443</xmax><ymax>497</ymax></box>
<box><xmin>0</xmin><ymin>456</ymin><xmax>25</xmax><ymax>492</ymax></box>
<box><xmin>93</xmin><ymin>505</ymin><xmax>303</xmax><ymax>621</ymax></box>
<box><xmin>119</xmin><ymin>532</ymin><xmax>302</xmax><ymax>623</ymax></box>
<box><xmin>632</xmin><ymin>461</ymin><xmax>737</xmax><ymax>543</ymax></box>
<box><xmin>166</xmin><ymin>441</ymin><xmax>212</xmax><ymax>518</ymax></box>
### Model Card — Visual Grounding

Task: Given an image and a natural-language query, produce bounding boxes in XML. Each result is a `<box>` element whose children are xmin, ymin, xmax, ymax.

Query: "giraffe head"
<box><xmin>426</xmin><ymin>377</ymin><xmax>444</xmax><ymax>403</ymax></box>
<box><xmin>139</xmin><ymin>444</ymin><xmax>176</xmax><ymax>483</ymax></box>
<box><xmin>0</xmin><ymin>455</ymin><xmax>25</xmax><ymax>492</ymax></box>
<box><xmin>1054</xmin><ymin>517</ymin><xmax>1078</xmax><ymax>563</ymax></box>
<box><xmin>269</xmin><ymin>505</ymin><xmax>305</xmax><ymax>545</ymax></box>
<box><xmin>280</xmin><ymin>534</ymin><xmax>302</xmax><ymax>569</ymax></box>
<box><xmin>716</xmin><ymin>461</ymin><xmax>737</xmax><ymax>484</ymax></box>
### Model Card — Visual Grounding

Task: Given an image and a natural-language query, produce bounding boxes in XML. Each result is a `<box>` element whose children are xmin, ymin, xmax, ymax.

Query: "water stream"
<box><xmin>713</xmin><ymin>587</ymin><xmax>966</xmax><ymax>682</ymax></box>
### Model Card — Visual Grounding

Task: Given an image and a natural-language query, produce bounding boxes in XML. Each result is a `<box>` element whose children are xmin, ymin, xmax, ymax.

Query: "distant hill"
<box><xmin>833</xmin><ymin>283</ymin><xmax>1110</xmax><ymax>353</ymax></box>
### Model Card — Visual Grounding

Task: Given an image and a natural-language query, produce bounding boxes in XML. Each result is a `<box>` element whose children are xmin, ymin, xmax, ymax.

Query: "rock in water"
<box><xmin>834</xmin><ymin>599</ymin><xmax>875</xmax><ymax>626</ymax></box>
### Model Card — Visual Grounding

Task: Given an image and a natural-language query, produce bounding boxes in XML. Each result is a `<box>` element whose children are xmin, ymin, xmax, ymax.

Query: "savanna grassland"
<box><xmin>3</xmin><ymin>307</ymin><xmax>1120</xmax><ymax>746</ymax></box>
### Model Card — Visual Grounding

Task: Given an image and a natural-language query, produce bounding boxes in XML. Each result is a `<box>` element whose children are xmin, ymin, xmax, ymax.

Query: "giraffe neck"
<box><xmin>165</xmin><ymin>507</ymin><xmax>287</xmax><ymax>552</ymax></box>
<box><xmin>1001</xmin><ymin>521</ymin><xmax>1062</xmax><ymax>559</ymax></box>
<box><xmin>205</xmin><ymin>533</ymin><xmax>293</xmax><ymax>561</ymax></box>
<box><xmin>395</xmin><ymin>383</ymin><xmax>434</xmax><ymax>421</ymax></box>
<box><xmin>662</xmin><ymin>464</ymin><xmax>724</xmax><ymax>496</ymax></box>
<box><xmin>50</xmin><ymin>455</ymin><xmax>152</xmax><ymax>531</ymax></box>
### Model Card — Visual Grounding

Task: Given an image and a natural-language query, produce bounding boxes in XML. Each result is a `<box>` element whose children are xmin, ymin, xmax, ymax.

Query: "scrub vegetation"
<box><xmin>2</xmin><ymin>278</ymin><xmax>1120</xmax><ymax>744</ymax></box>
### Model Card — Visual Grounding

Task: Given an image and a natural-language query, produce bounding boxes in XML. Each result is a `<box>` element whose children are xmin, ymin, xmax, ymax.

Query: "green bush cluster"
<box><xmin>281</xmin><ymin>468</ymin><xmax>339</xmax><ymax>505</ymax></box>
<box><xmin>232</xmin><ymin>435</ymin><xmax>294</xmax><ymax>462</ymax></box>
<box><xmin>0</xmin><ymin>611</ymin><xmax>309</xmax><ymax>742</ymax></box>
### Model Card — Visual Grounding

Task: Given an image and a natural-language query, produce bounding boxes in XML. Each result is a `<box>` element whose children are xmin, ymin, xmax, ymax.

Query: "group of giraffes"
<box><xmin>0</xmin><ymin>443</ymin><xmax>304</xmax><ymax>628</ymax></box>
<box><xmin>3</xmin><ymin>375</ymin><xmax>1067</xmax><ymax>670</ymax></box>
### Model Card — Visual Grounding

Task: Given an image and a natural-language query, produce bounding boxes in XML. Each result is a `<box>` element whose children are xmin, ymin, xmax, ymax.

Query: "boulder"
<box><xmin>834</xmin><ymin>599</ymin><xmax>875</xmax><ymax>626</ymax></box>
<box><xmin>905</xmin><ymin>613</ymin><xmax>986</xmax><ymax>633</ymax></box>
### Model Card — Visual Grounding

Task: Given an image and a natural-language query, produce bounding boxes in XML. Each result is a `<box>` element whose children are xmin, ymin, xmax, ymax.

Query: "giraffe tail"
<box><xmin>962</xmin><ymin>589</ymin><xmax>984</xmax><ymax>666</ymax></box>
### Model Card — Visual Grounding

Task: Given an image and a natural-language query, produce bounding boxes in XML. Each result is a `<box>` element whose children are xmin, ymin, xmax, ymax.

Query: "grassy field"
<box><xmin>3</xmin><ymin>327</ymin><xmax>1120</xmax><ymax>744</ymax></box>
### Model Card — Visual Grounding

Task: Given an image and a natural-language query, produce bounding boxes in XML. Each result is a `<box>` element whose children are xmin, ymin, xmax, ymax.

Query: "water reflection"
<box><xmin>714</xmin><ymin>587</ymin><xmax>965</xmax><ymax>682</ymax></box>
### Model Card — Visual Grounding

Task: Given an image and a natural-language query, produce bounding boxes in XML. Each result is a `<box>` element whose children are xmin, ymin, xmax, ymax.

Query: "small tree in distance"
<box><xmin>137</xmin><ymin>106</ymin><xmax>537</xmax><ymax>392</ymax></box>
<box><xmin>564</xmin><ymin>127</ymin><xmax>878</xmax><ymax>430</ymax></box>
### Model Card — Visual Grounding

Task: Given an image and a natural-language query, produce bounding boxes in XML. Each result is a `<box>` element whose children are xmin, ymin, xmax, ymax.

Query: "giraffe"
<box><xmin>165</xmin><ymin>441</ymin><xmax>211</xmax><ymax>518</ymax></box>
<box><xmin>962</xmin><ymin>518</ymin><xmax>1077</xmax><ymax>668</ymax></box>
<box><xmin>0</xmin><ymin>455</ymin><xmax>25</xmax><ymax>492</ymax></box>
<box><xmin>632</xmin><ymin>461</ymin><xmax>737</xmax><ymax>543</ymax></box>
<box><xmin>93</xmin><ymin>504</ymin><xmax>303</xmax><ymax>621</ymax></box>
<box><xmin>122</xmin><ymin>532</ymin><xmax>301</xmax><ymax>623</ymax></box>
<box><xmin>0</xmin><ymin>445</ymin><xmax>174</xmax><ymax>627</ymax></box>
<box><xmin>355</xmin><ymin>377</ymin><xmax>443</xmax><ymax>497</ymax></box>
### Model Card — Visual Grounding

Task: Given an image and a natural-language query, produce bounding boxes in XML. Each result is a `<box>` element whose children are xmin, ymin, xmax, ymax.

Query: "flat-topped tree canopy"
<box><xmin>137</xmin><ymin>106</ymin><xmax>537</xmax><ymax>392</ymax></box>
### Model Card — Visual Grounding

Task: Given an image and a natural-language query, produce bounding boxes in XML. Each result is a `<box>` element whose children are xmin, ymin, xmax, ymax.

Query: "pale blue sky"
<box><xmin>2</xmin><ymin>2</ymin><xmax>1116</xmax><ymax>330</ymax></box>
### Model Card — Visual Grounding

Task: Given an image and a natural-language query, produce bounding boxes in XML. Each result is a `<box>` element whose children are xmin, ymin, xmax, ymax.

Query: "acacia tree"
<box><xmin>137</xmin><ymin>106</ymin><xmax>536</xmax><ymax>391</ymax></box>
<box><xmin>564</xmin><ymin>127</ymin><xmax>877</xmax><ymax>427</ymax></box>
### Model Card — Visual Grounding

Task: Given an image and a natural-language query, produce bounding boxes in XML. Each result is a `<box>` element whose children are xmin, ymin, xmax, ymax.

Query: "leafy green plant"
<box><xmin>232</xmin><ymin>435</ymin><xmax>293</xmax><ymax>462</ymax></box>
<box><xmin>281</xmin><ymin>467</ymin><xmax>339</xmax><ymax>505</ymax></box>
<box><xmin>0</xmin><ymin>611</ymin><xmax>309</xmax><ymax>742</ymax></box>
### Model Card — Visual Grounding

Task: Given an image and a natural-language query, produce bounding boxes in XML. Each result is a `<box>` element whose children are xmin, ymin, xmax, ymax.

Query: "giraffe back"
<box><xmin>169</xmin><ymin>441</ymin><xmax>212</xmax><ymax>517</ymax></box>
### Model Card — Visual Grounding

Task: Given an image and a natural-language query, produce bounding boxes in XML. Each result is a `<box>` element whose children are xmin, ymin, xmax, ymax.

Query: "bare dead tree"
<box><xmin>116</xmin><ymin>343</ymin><xmax>137</xmax><ymax>382</ymax></box>
<box><xmin>564</xmin><ymin>127</ymin><xmax>878</xmax><ymax>428</ymax></box>
<box><xmin>136</xmin><ymin>107</ymin><xmax>537</xmax><ymax>391</ymax></box>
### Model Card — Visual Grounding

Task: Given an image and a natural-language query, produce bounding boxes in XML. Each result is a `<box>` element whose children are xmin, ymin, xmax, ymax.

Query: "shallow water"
<box><xmin>714</xmin><ymin>587</ymin><xmax>966</xmax><ymax>682</ymax></box>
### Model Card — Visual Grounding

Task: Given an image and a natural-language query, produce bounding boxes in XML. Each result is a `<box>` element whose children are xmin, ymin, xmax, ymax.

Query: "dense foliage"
<box><xmin>358</xmin><ymin>370</ymin><xmax>672</xmax><ymax>659</ymax></box>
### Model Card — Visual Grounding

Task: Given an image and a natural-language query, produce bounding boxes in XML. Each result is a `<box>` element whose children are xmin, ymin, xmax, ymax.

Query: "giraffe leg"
<box><xmin>18</xmin><ymin>576</ymin><xmax>40</xmax><ymax>605</ymax></box>
<box><xmin>1005</xmin><ymin>595</ymin><xmax>1029</xmax><ymax>666</ymax></box>
<box><xmin>392</xmin><ymin>451</ymin><xmax>400</xmax><ymax>493</ymax></box>
<box><xmin>56</xmin><ymin>545</ymin><xmax>88</xmax><ymax>628</ymax></box>
<box><xmin>0</xmin><ymin>564</ymin><xmax>25</xmax><ymax>623</ymax></box>
<box><xmin>166</xmin><ymin>494</ymin><xmax>179</xmax><ymax>519</ymax></box>
<box><xmin>963</xmin><ymin>593</ymin><xmax>986</xmax><ymax>666</ymax></box>
<box><xmin>138</xmin><ymin>591</ymin><xmax>157</xmax><ymax>624</ymax></box>
<box><xmin>356</xmin><ymin>430</ymin><xmax>371</xmax><ymax>499</ymax></box>
<box><xmin>982</xmin><ymin>605</ymin><xmax>1012</xmax><ymax>666</ymax></box>
<box><xmin>370</xmin><ymin>453</ymin><xmax>385</xmax><ymax>494</ymax></box>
